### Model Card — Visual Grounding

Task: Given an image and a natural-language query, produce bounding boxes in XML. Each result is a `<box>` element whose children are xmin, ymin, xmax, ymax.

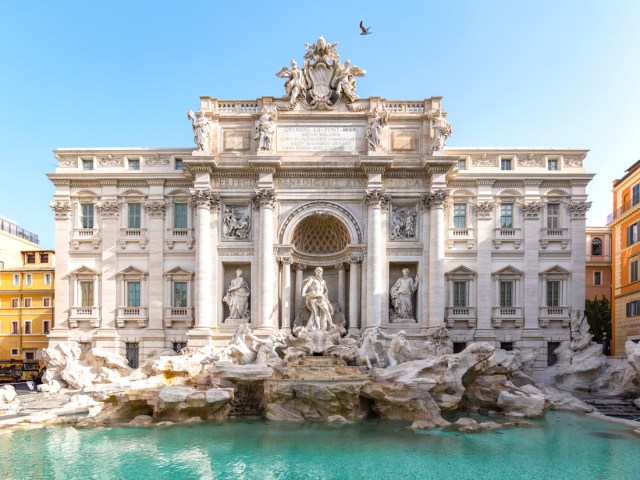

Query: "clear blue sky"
<box><xmin>1</xmin><ymin>0</ymin><xmax>639</xmax><ymax>248</ymax></box>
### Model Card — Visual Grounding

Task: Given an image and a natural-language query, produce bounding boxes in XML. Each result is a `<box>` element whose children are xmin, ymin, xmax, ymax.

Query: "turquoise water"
<box><xmin>0</xmin><ymin>412</ymin><xmax>638</xmax><ymax>480</ymax></box>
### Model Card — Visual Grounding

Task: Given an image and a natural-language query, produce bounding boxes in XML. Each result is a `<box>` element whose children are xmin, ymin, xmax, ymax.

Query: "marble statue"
<box><xmin>356</xmin><ymin>327</ymin><xmax>384</xmax><ymax>369</ymax></box>
<box><xmin>187</xmin><ymin>110</ymin><xmax>211</xmax><ymax>152</ymax></box>
<box><xmin>390</xmin><ymin>206</ymin><xmax>417</xmax><ymax>240</ymax></box>
<box><xmin>275</xmin><ymin>60</ymin><xmax>306</xmax><ymax>106</ymax></box>
<box><xmin>366</xmin><ymin>110</ymin><xmax>389</xmax><ymax>152</ymax></box>
<box><xmin>223</xmin><ymin>206</ymin><xmax>250</xmax><ymax>240</ymax></box>
<box><xmin>390</xmin><ymin>269</ymin><xmax>419</xmax><ymax>321</ymax></box>
<box><xmin>300</xmin><ymin>267</ymin><xmax>335</xmax><ymax>332</ymax></box>
<box><xmin>377</xmin><ymin>329</ymin><xmax>412</xmax><ymax>367</ymax></box>
<box><xmin>569</xmin><ymin>309</ymin><xmax>592</xmax><ymax>352</ymax></box>
<box><xmin>332</xmin><ymin>60</ymin><xmax>361</xmax><ymax>103</ymax></box>
<box><xmin>255</xmin><ymin>105</ymin><xmax>277</xmax><ymax>151</ymax></box>
<box><xmin>223</xmin><ymin>269</ymin><xmax>250</xmax><ymax>320</ymax></box>
<box><xmin>426</xmin><ymin>109</ymin><xmax>452</xmax><ymax>154</ymax></box>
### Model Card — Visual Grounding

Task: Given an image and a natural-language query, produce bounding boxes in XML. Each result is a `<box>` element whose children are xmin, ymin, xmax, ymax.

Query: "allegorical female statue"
<box><xmin>223</xmin><ymin>269</ymin><xmax>250</xmax><ymax>320</ymax></box>
<box><xmin>390</xmin><ymin>268</ymin><xmax>419</xmax><ymax>321</ymax></box>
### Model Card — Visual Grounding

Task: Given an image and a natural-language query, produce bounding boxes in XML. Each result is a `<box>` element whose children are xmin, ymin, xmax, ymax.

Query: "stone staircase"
<box><xmin>581</xmin><ymin>396</ymin><xmax>640</xmax><ymax>422</ymax></box>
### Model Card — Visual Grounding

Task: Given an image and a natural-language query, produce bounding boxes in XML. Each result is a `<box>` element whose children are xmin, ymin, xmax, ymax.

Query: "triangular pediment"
<box><xmin>69</xmin><ymin>266</ymin><xmax>98</xmax><ymax>276</ymax></box>
<box><xmin>446</xmin><ymin>265</ymin><xmax>476</xmax><ymax>277</ymax></box>
<box><xmin>540</xmin><ymin>265</ymin><xmax>570</xmax><ymax>275</ymax></box>
<box><xmin>492</xmin><ymin>265</ymin><xmax>523</xmax><ymax>276</ymax></box>
<box><xmin>117</xmin><ymin>265</ymin><xmax>147</xmax><ymax>277</ymax></box>
<box><xmin>165</xmin><ymin>266</ymin><xmax>194</xmax><ymax>276</ymax></box>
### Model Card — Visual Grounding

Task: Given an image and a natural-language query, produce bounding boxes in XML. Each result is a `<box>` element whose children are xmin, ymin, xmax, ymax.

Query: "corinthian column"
<box><xmin>255</xmin><ymin>188</ymin><xmax>277</xmax><ymax>330</ymax></box>
<box><xmin>427</xmin><ymin>189</ymin><xmax>449</xmax><ymax>328</ymax></box>
<box><xmin>280</xmin><ymin>256</ymin><xmax>292</xmax><ymax>332</ymax></box>
<box><xmin>419</xmin><ymin>194</ymin><xmax>431</xmax><ymax>331</ymax></box>
<box><xmin>190</xmin><ymin>188</ymin><xmax>219</xmax><ymax>330</ymax></box>
<box><xmin>365</xmin><ymin>189</ymin><xmax>390</xmax><ymax>328</ymax></box>
<box><xmin>349</xmin><ymin>256</ymin><xmax>361</xmax><ymax>332</ymax></box>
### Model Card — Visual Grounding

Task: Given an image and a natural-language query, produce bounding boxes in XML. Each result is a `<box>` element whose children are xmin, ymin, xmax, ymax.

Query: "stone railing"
<box><xmin>445</xmin><ymin>306</ymin><xmax>476</xmax><ymax>328</ymax></box>
<box><xmin>69</xmin><ymin>307</ymin><xmax>100</xmax><ymax>328</ymax></box>
<box><xmin>382</xmin><ymin>102</ymin><xmax>425</xmax><ymax>114</ymax></box>
<box><xmin>448</xmin><ymin>227</ymin><xmax>475</xmax><ymax>249</ymax></box>
<box><xmin>72</xmin><ymin>228</ymin><xmax>101</xmax><ymax>250</ymax></box>
<box><xmin>491</xmin><ymin>306</ymin><xmax>523</xmax><ymax>328</ymax></box>
<box><xmin>539</xmin><ymin>228</ymin><xmax>569</xmax><ymax>249</ymax></box>
<box><xmin>116</xmin><ymin>306</ymin><xmax>148</xmax><ymax>328</ymax></box>
<box><xmin>164</xmin><ymin>307</ymin><xmax>194</xmax><ymax>328</ymax></box>
<box><xmin>166</xmin><ymin>228</ymin><xmax>195</xmax><ymax>249</ymax></box>
<box><xmin>492</xmin><ymin>228</ymin><xmax>522</xmax><ymax>249</ymax></box>
<box><xmin>538</xmin><ymin>306</ymin><xmax>570</xmax><ymax>328</ymax></box>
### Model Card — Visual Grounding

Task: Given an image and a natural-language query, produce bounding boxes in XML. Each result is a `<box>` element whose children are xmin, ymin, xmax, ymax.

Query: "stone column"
<box><xmin>145</xmin><ymin>199</ymin><xmax>166</xmax><ymax>330</ymax></box>
<box><xmin>522</xmin><ymin>201</ymin><xmax>542</xmax><ymax>331</ymax></box>
<box><xmin>95</xmin><ymin>195</ymin><xmax>119</xmax><ymax>351</ymax></box>
<box><xmin>294</xmin><ymin>263</ymin><xmax>305</xmax><ymax>314</ymax></box>
<box><xmin>349</xmin><ymin>256</ymin><xmax>361</xmax><ymax>332</ymax></box>
<box><xmin>365</xmin><ymin>189</ymin><xmax>390</xmax><ymax>328</ymax></box>
<box><xmin>427</xmin><ymin>189</ymin><xmax>449</xmax><ymax>328</ymax></box>
<box><xmin>255</xmin><ymin>188</ymin><xmax>277</xmax><ymax>331</ymax></box>
<box><xmin>191</xmin><ymin>188</ymin><xmax>217</xmax><ymax>330</ymax></box>
<box><xmin>474</xmin><ymin>198</ymin><xmax>497</xmax><ymax>338</ymax></box>
<box><xmin>280</xmin><ymin>256</ymin><xmax>292</xmax><ymax>332</ymax></box>
<box><xmin>419</xmin><ymin>195</ymin><xmax>431</xmax><ymax>331</ymax></box>
<box><xmin>569</xmin><ymin>201</ymin><xmax>591</xmax><ymax>311</ymax></box>
<box><xmin>337</xmin><ymin>263</ymin><xmax>346</xmax><ymax>314</ymax></box>
<box><xmin>49</xmin><ymin>200</ymin><xmax>72</xmax><ymax>339</ymax></box>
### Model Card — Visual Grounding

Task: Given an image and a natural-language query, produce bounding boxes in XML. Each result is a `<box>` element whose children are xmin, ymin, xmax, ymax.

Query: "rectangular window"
<box><xmin>501</xmin><ymin>158</ymin><xmax>512</xmax><ymax>171</ymax></box>
<box><xmin>11</xmin><ymin>322</ymin><xmax>19</xmax><ymax>335</ymax></box>
<box><xmin>594</xmin><ymin>271</ymin><xmax>602</xmax><ymax>285</ymax></box>
<box><xmin>11</xmin><ymin>298</ymin><xmax>18</xmax><ymax>308</ymax></box>
<box><xmin>500</xmin><ymin>281</ymin><xmax>513</xmax><ymax>307</ymax></box>
<box><xmin>24</xmin><ymin>298</ymin><xmax>32</xmax><ymax>308</ymax></box>
<box><xmin>80</xmin><ymin>281</ymin><xmax>94</xmax><ymax>307</ymax></box>
<box><xmin>125</xmin><ymin>342</ymin><xmax>139</xmax><ymax>369</ymax></box>
<box><xmin>127</xmin><ymin>281</ymin><xmax>141</xmax><ymax>307</ymax></box>
<box><xmin>128</xmin><ymin>158</ymin><xmax>140</xmax><ymax>170</ymax></box>
<box><xmin>43</xmin><ymin>320</ymin><xmax>51</xmax><ymax>334</ymax></box>
<box><xmin>25</xmin><ymin>274</ymin><xmax>32</xmax><ymax>286</ymax></box>
<box><xmin>626</xmin><ymin>300</ymin><xmax>640</xmax><ymax>317</ymax></box>
<box><xmin>24</xmin><ymin>321</ymin><xmax>31</xmax><ymax>335</ymax></box>
<box><xmin>453</xmin><ymin>203</ymin><xmax>467</xmax><ymax>229</ymax></box>
<box><xmin>546</xmin><ymin>281</ymin><xmax>560</xmax><ymax>307</ymax></box>
<box><xmin>13</xmin><ymin>274</ymin><xmax>20</xmax><ymax>286</ymax></box>
<box><xmin>547</xmin><ymin>159</ymin><xmax>558</xmax><ymax>171</ymax></box>
<box><xmin>82</xmin><ymin>159</ymin><xmax>94</xmax><ymax>171</ymax></box>
<box><xmin>175</xmin><ymin>158</ymin><xmax>185</xmax><ymax>170</ymax></box>
<box><xmin>44</xmin><ymin>273</ymin><xmax>51</xmax><ymax>285</ymax></box>
<box><xmin>24</xmin><ymin>351</ymin><xmax>35</xmax><ymax>360</ymax></box>
<box><xmin>457</xmin><ymin>158</ymin><xmax>466</xmax><ymax>170</ymax></box>
<box><xmin>43</xmin><ymin>297</ymin><xmax>51</xmax><ymax>307</ymax></box>
<box><xmin>631</xmin><ymin>260</ymin><xmax>639</xmax><ymax>283</ymax></box>
<box><xmin>174</xmin><ymin>203</ymin><xmax>188</xmax><ymax>229</ymax></box>
<box><xmin>26</xmin><ymin>253</ymin><xmax>36</xmax><ymax>264</ymax></box>
<box><xmin>10</xmin><ymin>348</ymin><xmax>18</xmax><ymax>356</ymax></box>
<box><xmin>128</xmin><ymin>203</ymin><xmax>141</xmax><ymax>228</ymax></box>
<box><xmin>40</xmin><ymin>253</ymin><xmax>49</xmax><ymax>263</ymax></box>
<box><xmin>453</xmin><ymin>281</ymin><xmax>467</xmax><ymax>307</ymax></box>
<box><xmin>628</xmin><ymin>223</ymin><xmax>639</xmax><ymax>246</ymax></box>
<box><xmin>500</xmin><ymin>204</ymin><xmax>514</xmax><ymax>228</ymax></box>
<box><xmin>81</xmin><ymin>203</ymin><xmax>94</xmax><ymax>228</ymax></box>
<box><xmin>173</xmin><ymin>282</ymin><xmax>188</xmax><ymax>307</ymax></box>
<box><xmin>547</xmin><ymin>203</ymin><xmax>559</xmax><ymax>229</ymax></box>
<box><xmin>633</xmin><ymin>184</ymin><xmax>640</xmax><ymax>206</ymax></box>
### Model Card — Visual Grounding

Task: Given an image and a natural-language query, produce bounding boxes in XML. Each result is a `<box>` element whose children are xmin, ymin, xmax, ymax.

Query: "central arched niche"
<box><xmin>292</xmin><ymin>213</ymin><xmax>350</xmax><ymax>255</ymax></box>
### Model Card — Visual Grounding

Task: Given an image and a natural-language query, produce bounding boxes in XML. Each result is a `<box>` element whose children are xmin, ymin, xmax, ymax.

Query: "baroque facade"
<box><xmin>48</xmin><ymin>37</ymin><xmax>593</xmax><ymax>369</ymax></box>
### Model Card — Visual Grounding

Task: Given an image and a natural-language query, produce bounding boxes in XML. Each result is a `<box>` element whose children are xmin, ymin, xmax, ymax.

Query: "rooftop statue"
<box><xmin>276</xmin><ymin>36</ymin><xmax>366</xmax><ymax>110</ymax></box>
<box><xmin>426</xmin><ymin>109</ymin><xmax>452</xmax><ymax>154</ymax></box>
<box><xmin>187</xmin><ymin>110</ymin><xmax>211</xmax><ymax>152</ymax></box>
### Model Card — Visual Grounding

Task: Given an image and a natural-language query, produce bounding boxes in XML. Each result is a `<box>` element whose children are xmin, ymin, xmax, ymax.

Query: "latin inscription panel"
<box><xmin>277</xmin><ymin>126</ymin><xmax>365</xmax><ymax>152</ymax></box>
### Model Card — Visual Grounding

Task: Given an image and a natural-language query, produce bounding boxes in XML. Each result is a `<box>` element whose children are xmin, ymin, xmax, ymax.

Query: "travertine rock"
<box><xmin>552</xmin><ymin>340</ymin><xmax>608</xmax><ymax>391</ymax></box>
<box><xmin>0</xmin><ymin>385</ymin><xmax>20</xmax><ymax>415</ymax></box>
<box><xmin>128</xmin><ymin>415</ymin><xmax>154</xmax><ymax>426</ymax></box>
<box><xmin>609</xmin><ymin>341</ymin><xmax>640</xmax><ymax>396</ymax></box>
<box><xmin>539</xmin><ymin>385</ymin><xmax>593</xmax><ymax>413</ymax></box>
<box><xmin>464</xmin><ymin>376</ymin><xmax>548</xmax><ymax>417</ymax></box>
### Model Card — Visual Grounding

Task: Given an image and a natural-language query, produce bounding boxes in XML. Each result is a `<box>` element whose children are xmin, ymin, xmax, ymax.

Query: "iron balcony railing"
<box><xmin>0</xmin><ymin>218</ymin><xmax>39</xmax><ymax>244</ymax></box>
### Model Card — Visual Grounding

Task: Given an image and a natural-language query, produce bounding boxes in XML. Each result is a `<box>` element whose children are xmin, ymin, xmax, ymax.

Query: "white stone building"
<box><xmin>48</xmin><ymin>38</ymin><xmax>592</xmax><ymax>369</ymax></box>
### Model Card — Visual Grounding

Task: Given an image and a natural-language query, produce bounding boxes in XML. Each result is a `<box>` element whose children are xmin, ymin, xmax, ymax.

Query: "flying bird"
<box><xmin>359</xmin><ymin>21</ymin><xmax>371</xmax><ymax>35</ymax></box>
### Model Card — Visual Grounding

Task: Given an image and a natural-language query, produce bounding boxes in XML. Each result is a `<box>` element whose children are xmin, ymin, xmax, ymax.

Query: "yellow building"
<box><xmin>0</xmin><ymin>250</ymin><xmax>54</xmax><ymax>379</ymax></box>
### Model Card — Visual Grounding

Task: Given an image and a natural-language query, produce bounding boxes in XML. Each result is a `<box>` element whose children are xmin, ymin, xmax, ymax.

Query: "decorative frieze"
<box><xmin>56</xmin><ymin>155</ymin><xmax>76</xmax><ymax>168</ymax></box>
<box><xmin>519</xmin><ymin>153</ymin><xmax>543</xmax><ymax>167</ymax></box>
<box><xmin>472</xmin><ymin>153</ymin><xmax>497</xmax><ymax>167</ymax></box>
<box><xmin>569</xmin><ymin>201</ymin><xmax>592</xmax><ymax>219</ymax></box>
<box><xmin>145</xmin><ymin>200</ymin><xmax>166</xmax><ymax>218</ymax></box>
<box><xmin>564</xmin><ymin>155</ymin><xmax>585</xmax><ymax>167</ymax></box>
<box><xmin>390</xmin><ymin>205</ymin><xmax>417</xmax><ymax>240</ymax></box>
<box><xmin>97</xmin><ymin>201</ymin><xmax>120</xmax><ymax>219</ymax></box>
<box><xmin>50</xmin><ymin>201</ymin><xmax>72</xmax><ymax>219</ymax></box>
<box><xmin>144</xmin><ymin>156</ymin><xmax>170</xmax><ymax>167</ymax></box>
<box><xmin>99</xmin><ymin>155</ymin><xmax>122</xmax><ymax>167</ymax></box>
<box><xmin>222</xmin><ymin>205</ymin><xmax>251</xmax><ymax>240</ymax></box>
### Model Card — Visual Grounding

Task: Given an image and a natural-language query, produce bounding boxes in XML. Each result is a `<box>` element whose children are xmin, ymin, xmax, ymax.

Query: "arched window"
<box><xmin>591</xmin><ymin>238</ymin><xmax>602</xmax><ymax>256</ymax></box>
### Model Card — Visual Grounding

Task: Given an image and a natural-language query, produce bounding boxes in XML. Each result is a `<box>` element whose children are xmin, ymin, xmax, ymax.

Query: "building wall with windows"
<box><xmin>585</xmin><ymin>227</ymin><xmax>612</xmax><ymax>302</ymax></box>
<box><xmin>0</xmin><ymin>216</ymin><xmax>42</xmax><ymax>270</ymax></box>
<box><xmin>610</xmin><ymin>160</ymin><xmax>640</xmax><ymax>354</ymax></box>
<box><xmin>0</xmin><ymin>250</ymin><xmax>55</xmax><ymax>361</ymax></box>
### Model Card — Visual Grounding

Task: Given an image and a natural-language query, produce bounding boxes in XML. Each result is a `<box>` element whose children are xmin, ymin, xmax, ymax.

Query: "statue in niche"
<box><xmin>275</xmin><ymin>60</ymin><xmax>306</xmax><ymax>107</ymax></box>
<box><xmin>187</xmin><ymin>110</ymin><xmax>211</xmax><ymax>152</ymax></box>
<box><xmin>255</xmin><ymin>105</ymin><xmax>278</xmax><ymax>151</ymax></box>
<box><xmin>390</xmin><ymin>269</ymin><xmax>419</xmax><ymax>322</ymax></box>
<box><xmin>390</xmin><ymin>206</ymin><xmax>417</xmax><ymax>240</ymax></box>
<box><xmin>223</xmin><ymin>269</ymin><xmax>250</xmax><ymax>321</ymax></box>
<box><xmin>300</xmin><ymin>267</ymin><xmax>335</xmax><ymax>332</ymax></box>
<box><xmin>223</xmin><ymin>206</ymin><xmax>250</xmax><ymax>240</ymax></box>
<box><xmin>426</xmin><ymin>109</ymin><xmax>452</xmax><ymax>154</ymax></box>
<box><xmin>366</xmin><ymin>109</ymin><xmax>389</xmax><ymax>152</ymax></box>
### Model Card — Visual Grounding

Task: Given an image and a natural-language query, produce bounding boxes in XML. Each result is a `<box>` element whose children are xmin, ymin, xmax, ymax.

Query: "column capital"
<box><xmin>145</xmin><ymin>200</ymin><xmax>166</xmax><ymax>219</ymax></box>
<box><xmin>279</xmin><ymin>256</ymin><xmax>293</xmax><ymax>265</ymax></box>
<box><xmin>96</xmin><ymin>200</ymin><xmax>120</xmax><ymax>219</ymax></box>
<box><xmin>421</xmin><ymin>188</ymin><xmax>449</xmax><ymax>209</ymax></box>
<box><xmin>569</xmin><ymin>201</ymin><xmax>591</xmax><ymax>219</ymax></box>
<box><xmin>50</xmin><ymin>200</ymin><xmax>71</xmax><ymax>219</ymax></box>
<box><xmin>190</xmin><ymin>188</ymin><xmax>220</xmax><ymax>210</ymax></box>
<box><xmin>365</xmin><ymin>188</ymin><xmax>390</xmax><ymax>208</ymax></box>
<box><xmin>474</xmin><ymin>201</ymin><xmax>496</xmax><ymax>220</ymax></box>
<box><xmin>522</xmin><ymin>201</ymin><xmax>544</xmax><ymax>219</ymax></box>
<box><xmin>335</xmin><ymin>262</ymin><xmax>346</xmax><ymax>270</ymax></box>
<box><xmin>349</xmin><ymin>255</ymin><xmax>362</xmax><ymax>265</ymax></box>
<box><xmin>253</xmin><ymin>188</ymin><xmax>277</xmax><ymax>208</ymax></box>
<box><xmin>294</xmin><ymin>262</ymin><xmax>307</xmax><ymax>271</ymax></box>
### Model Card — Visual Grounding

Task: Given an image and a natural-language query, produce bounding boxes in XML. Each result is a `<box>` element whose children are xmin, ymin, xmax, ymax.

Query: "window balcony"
<box><xmin>492</xmin><ymin>228</ymin><xmax>522</xmax><ymax>249</ymax></box>
<box><xmin>447</xmin><ymin>227</ymin><xmax>475</xmax><ymax>249</ymax></box>
<box><xmin>491</xmin><ymin>306</ymin><xmax>523</xmax><ymax>328</ymax></box>
<box><xmin>72</xmin><ymin>228</ymin><xmax>101</xmax><ymax>249</ymax></box>
<box><xmin>539</xmin><ymin>306</ymin><xmax>570</xmax><ymax>328</ymax></box>
<box><xmin>539</xmin><ymin>228</ymin><xmax>569</xmax><ymax>249</ymax></box>
<box><xmin>119</xmin><ymin>228</ymin><xmax>148</xmax><ymax>249</ymax></box>
<box><xmin>164</xmin><ymin>306</ymin><xmax>194</xmax><ymax>327</ymax></box>
<box><xmin>69</xmin><ymin>306</ymin><xmax>100</xmax><ymax>328</ymax></box>
<box><xmin>116</xmin><ymin>306</ymin><xmax>148</xmax><ymax>328</ymax></box>
<box><xmin>166</xmin><ymin>228</ymin><xmax>195</xmax><ymax>249</ymax></box>
<box><xmin>445</xmin><ymin>306</ymin><xmax>476</xmax><ymax>328</ymax></box>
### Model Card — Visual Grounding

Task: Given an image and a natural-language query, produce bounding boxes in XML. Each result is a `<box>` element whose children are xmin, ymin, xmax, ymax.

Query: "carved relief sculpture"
<box><xmin>426</xmin><ymin>109</ymin><xmax>452</xmax><ymax>154</ymax></box>
<box><xmin>390</xmin><ymin>268</ymin><xmax>419</xmax><ymax>322</ymax></box>
<box><xmin>223</xmin><ymin>205</ymin><xmax>251</xmax><ymax>240</ymax></box>
<box><xmin>366</xmin><ymin>109</ymin><xmax>389</xmax><ymax>152</ymax></box>
<box><xmin>223</xmin><ymin>269</ymin><xmax>251</xmax><ymax>321</ymax></box>
<box><xmin>390</xmin><ymin>205</ymin><xmax>417</xmax><ymax>240</ymax></box>
<box><xmin>254</xmin><ymin>105</ymin><xmax>277</xmax><ymax>151</ymax></box>
<box><xmin>187</xmin><ymin>110</ymin><xmax>211</xmax><ymax>152</ymax></box>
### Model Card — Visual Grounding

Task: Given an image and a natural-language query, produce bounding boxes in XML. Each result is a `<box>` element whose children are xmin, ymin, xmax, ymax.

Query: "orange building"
<box><xmin>609</xmin><ymin>160</ymin><xmax>640</xmax><ymax>354</ymax></box>
<box><xmin>0</xmin><ymin>250</ymin><xmax>54</xmax><ymax>379</ymax></box>
<box><xmin>585</xmin><ymin>226</ymin><xmax>612</xmax><ymax>302</ymax></box>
